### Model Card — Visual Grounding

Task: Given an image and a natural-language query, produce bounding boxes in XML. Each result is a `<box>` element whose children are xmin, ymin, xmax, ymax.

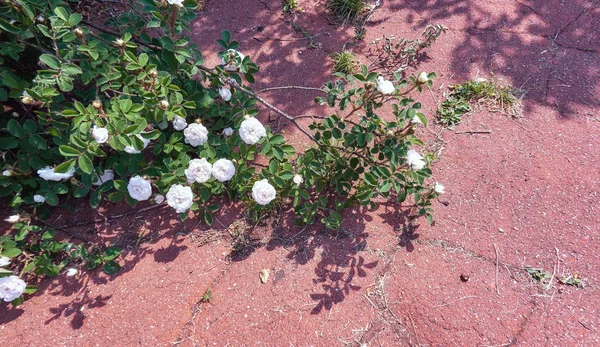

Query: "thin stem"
<box><xmin>256</xmin><ymin>85</ymin><xmax>326</xmax><ymax>94</ymax></box>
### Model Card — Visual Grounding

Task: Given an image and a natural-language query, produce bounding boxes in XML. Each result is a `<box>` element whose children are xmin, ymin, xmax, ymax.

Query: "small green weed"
<box><xmin>198</xmin><ymin>289</ymin><xmax>212</xmax><ymax>304</ymax></box>
<box><xmin>559</xmin><ymin>274</ymin><xmax>585</xmax><ymax>288</ymax></box>
<box><xmin>330</xmin><ymin>50</ymin><xmax>359</xmax><ymax>74</ymax></box>
<box><xmin>438</xmin><ymin>79</ymin><xmax>521</xmax><ymax>127</ymax></box>
<box><xmin>525</xmin><ymin>267</ymin><xmax>551</xmax><ymax>282</ymax></box>
<box><xmin>283</xmin><ymin>0</ymin><xmax>302</xmax><ymax>13</ymax></box>
<box><xmin>325</xmin><ymin>0</ymin><xmax>367</xmax><ymax>24</ymax></box>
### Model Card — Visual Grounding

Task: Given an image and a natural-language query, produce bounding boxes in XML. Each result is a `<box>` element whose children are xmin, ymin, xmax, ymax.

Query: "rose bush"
<box><xmin>0</xmin><ymin>0</ymin><xmax>443</xmax><ymax>305</ymax></box>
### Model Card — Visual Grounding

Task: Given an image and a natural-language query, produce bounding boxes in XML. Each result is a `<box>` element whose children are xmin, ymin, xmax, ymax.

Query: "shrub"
<box><xmin>0</xmin><ymin>0</ymin><xmax>441</xmax><ymax>305</ymax></box>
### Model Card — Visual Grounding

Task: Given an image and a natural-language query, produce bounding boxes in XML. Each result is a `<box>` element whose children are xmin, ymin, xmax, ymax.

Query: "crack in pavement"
<box><xmin>172</xmin><ymin>260</ymin><xmax>233</xmax><ymax>347</ymax></box>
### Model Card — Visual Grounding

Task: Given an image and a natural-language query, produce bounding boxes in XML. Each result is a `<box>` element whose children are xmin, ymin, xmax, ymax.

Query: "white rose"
<box><xmin>211</xmin><ymin>159</ymin><xmax>235</xmax><ymax>182</ymax></box>
<box><xmin>66</xmin><ymin>268</ymin><xmax>78</xmax><ymax>277</ymax></box>
<box><xmin>376</xmin><ymin>76</ymin><xmax>395</xmax><ymax>95</ymax></box>
<box><xmin>167</xmin><ymin>0</ymin><xmax>184</xmax><ymax>7</ymax></box>
<box><xmin>154</xmin><ymin>194</ymin><xmax>165</xmax><ymax>204</ymax></box>
<box><xmin>38</xmin><ymin>166</ymin><xmax>75</xmax><ymax>181</ymax></box>
<box><xmin>124</xmin><ymin>134</ymin><xmax>151</xmax><ymax>154</ymax></box>
<box><xmin>221</xmin><ymin>49</ymin><xmax>245</xmax><ymax>71</ymax></box>
<box><xmin>183</xmin><ymin>123</ymin><xmax>209</xmax><ymax>147</ymax></box>
<box><xmin>293</xmin><ymin>174</ymin><xmax>303</xmax><ymax>186</ymax></box>
<box><xmin>239</xmin><ymin>117</ymin><xmax>266</xmax><ymax>145</ymax></box>
<box><xmin>417</xmin><ymin>71</ymin><xmax>429</xmax><ymax>84</ymax></box>
<box><xmin>127</xmin><ymin>175</ymin><xmax>152</xmax><ymax>201</ymax></box>
<box><xmin>166</xmin><ymin>184</ymin><xmax>194</xmax><ymax>213</ymax></box>
<box><xmin>185</xmin><ymin>158</ymin><xmax>213</xmax><ymax>184</ymax></box>
<box><xmin>0</xmin><ymin>256</ymin><xmax>10</xmax><ymax>267</ymax></box>
<box><xmin>92</xmin><ymin>169</ymin><xmax>114</xmax><ymax>186</ymax></box>
<box><xmin>434</xmin><ymin>182</ymin><xmax>445</xmax><ymax>194</ymax></box>
<box><xmin>2</xmin><ymin>170</ymin><xmax>12</xmax><ymax>177</ymax></box>
<box><xmin>0</xmin><ymin>276</ymin><xmax>26</xmax><ymax>302</ymax></box>
<box><xmin>223</xmin><ymin>127</ymin><xmax>234</xmax><ymax>137</ymax></box>
<box><xmin>251</xmin><ymin>179</ymin><xmax>276</xmax><ymax>206</ymax></box>
<box><xmin>406</xmin><ymin>150</ymin><xmax>426</xmax><ymax>170</ymax></box>
<box><xmin>33</xmin><ymin>194</ymin><xmax>46</xmax><ymax>203</ymax></box>
<box><xmin>172</xmin><ymin>116</ymin><xmax>188</xmax><ymax>131</ymax></box>
<box><xmin>411</xmin><ymin>116</ymin><xmax>423</xmax><ymax>125</ymax></box>
<box><xmin>219</xmin><ymin>87</ymin><xmax>232</xmax><ymax>101</ymax></box>
<box><xmin>91</xmin><ymin>126</ymin><xmax>109</xmax><ymax>144</ymax></box>
<box><xmin>4</xmin><ymin>215</ymin><xmax>20</xmax><ymax>223</ymax></box>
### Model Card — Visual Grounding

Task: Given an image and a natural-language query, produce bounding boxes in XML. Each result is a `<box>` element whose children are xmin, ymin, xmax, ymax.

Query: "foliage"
<box><xmin>0</xmin><ymin>0</ymin><xmax>441</xmax><ymax>305</ymax></box>
<box><xmin>438</xmin><ymin>79</ymin><xmax>521</xmax><ymax>126</ymax></box>
<box><xmin>292</xmin><ymin>66</ymin><xmax>440</xmax><ymax>228</ymax></box>
<box><xmin>283</xmin><ymin>0</ymin><xmax>303</xmax><ymax>13</ymax></box>
<box><xmin>368</xmin><ymin>24</ymin><xmax>447</xmax><ymax>74</ymax></box>
<box><xmin>330</xmin><ymin>50</ymin><xmax>359</xmax><ymax>75</ymax></box>
<box><xmin>325</xmin><ymin>0</ymin><xmax>367</xmax><ymax>24</ymax></box>
<box><xmin>0</xmin><ymin>220</ymin><xmax>121</xmax><ymax>304</ymax></box>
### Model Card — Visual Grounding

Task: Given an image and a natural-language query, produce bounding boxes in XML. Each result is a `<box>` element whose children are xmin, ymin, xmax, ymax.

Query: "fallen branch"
<box><xmin>454</xmin><ymin>130</ymin><xmax>492</xmax><ymax>134</ymax></box>
<box><xmin>494</xmin><ymin>243</ymin><xmax>500</xmax><ymax>295</ymax></box>
<box><xmin>256</xmin><ymin>85</ymin><xmax>326</xmax><ymax>94</ymax></box>
<box><xmin>546</xmin><ymin>247</ymin><xmax>560</xmax><ymax>290</ymax></box>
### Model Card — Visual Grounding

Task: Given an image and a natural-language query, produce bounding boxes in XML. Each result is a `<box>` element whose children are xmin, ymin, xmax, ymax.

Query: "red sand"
<box><xmin>2</xmin><ymin>0</ymin><xmax>599</xmax><ymax>345</ymax></box>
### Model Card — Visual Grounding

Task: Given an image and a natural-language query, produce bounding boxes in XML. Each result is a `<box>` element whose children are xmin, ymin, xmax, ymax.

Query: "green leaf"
<box><xmin>78</xmin><ymin>155</ymin><xmax>94</xmax><ymax>174</ymax></box>
<box><xmin>103</xmin><ymin>260</ymin><xmax>121</xmax><ymax>274</ymax></box>
<box><xmin>68</xmin><ymin>13</ymin><xmax>82</xmax><ymax>26</ymax></box>
<box><xmin>87</xmin><ymin>254</ymin><xmax>102</xmax><ymax>269</ymax></box>
<box><xmin>54</xmin><ymin>7</ymin><xmax>70</xmax><ymax>21</ymax></box>
<box><xmin>39</xmin><ymin>54</ymin><xmax>61</xmax><ymax>70</ymax></box>
<box><xmin>138</xmin><ymin>53</ymin><xmax>148</xmax><ymax>66</ymax></box>
<box><xmin>54</xmin><ymin>159</ymin><xmax>75</xmax><ymax>173</ymax></box>
<box><xmin>1</xmin><ymin>248</ymin><xmax>22</xmax><ymax>258</ymax></box>
<box><xmin>102</xmin><ymin>246</ymin><xmax>121</xmax><ymax>261</ymax></box>
<box><xmin>73</xmin><ymin>186</ymin><xmax>89</xmax><ymax>198</ymax></box>
<box><xmin>23</xmin><ymin>120</ymin><xmax>37</xmax><ymax>135</ymax></box>
<box><xmin>59</xmin><ymin>145</ymin><xmax>81</xmax><ymax>157</ymax></box>
<box><xmin>0</xmin><ymin>137</ymin><xmax>19</xmax><ymax>149</ymax></box>
<box><xmin>14</xmin><ymin>228</ymin><xmax>29</xmax><ymax>241</ymax></box>
<box><xmin>42</xmin><ymin>229</ymin><xmax>56</xmax><ymax>240</ymax></box>
<box><xmin>7</xmin><ymin>120</ymin><xmax>25</xmax><ymax>138</ymax></box>
<box><xmin>61</xmin><ymin>63</ymin><xmax>82</xmax><ymax>75</ymax></box>
<box><xmin>57</xmin><ymin>75</ymin><xmax>74</xmax><ymax>92</ymax></box>
<box><xmin>90</xmin><ymin>189</ymin><xmax>101</xmax><ymax>209</ymax></box>
<box><xmin>44</xmin><ymin>192</ymin><xmax>59</xmax><ymax>206</ymax></box>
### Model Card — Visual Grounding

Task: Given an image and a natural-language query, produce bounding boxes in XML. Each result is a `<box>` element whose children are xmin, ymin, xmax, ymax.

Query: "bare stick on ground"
<box><xmin>494</xmin><ymin>243</ymin><xmax>500</xmax><ymax>295</ymax></box>
<box><xmin>433</xmin><ymin>295</ymin><xmax>477</xmax><ymax>308</ymax></box>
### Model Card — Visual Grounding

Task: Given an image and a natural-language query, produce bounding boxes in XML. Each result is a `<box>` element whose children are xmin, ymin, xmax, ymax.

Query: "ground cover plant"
<box><xmin>438</xmin><ymin>79</ymin><xmax>522</xmax><ymax>126</ymax></box>
<box><xmin>0</xmin><ymin>0</ymin><xmax>442</xmax><ymax>306</ymax></box>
